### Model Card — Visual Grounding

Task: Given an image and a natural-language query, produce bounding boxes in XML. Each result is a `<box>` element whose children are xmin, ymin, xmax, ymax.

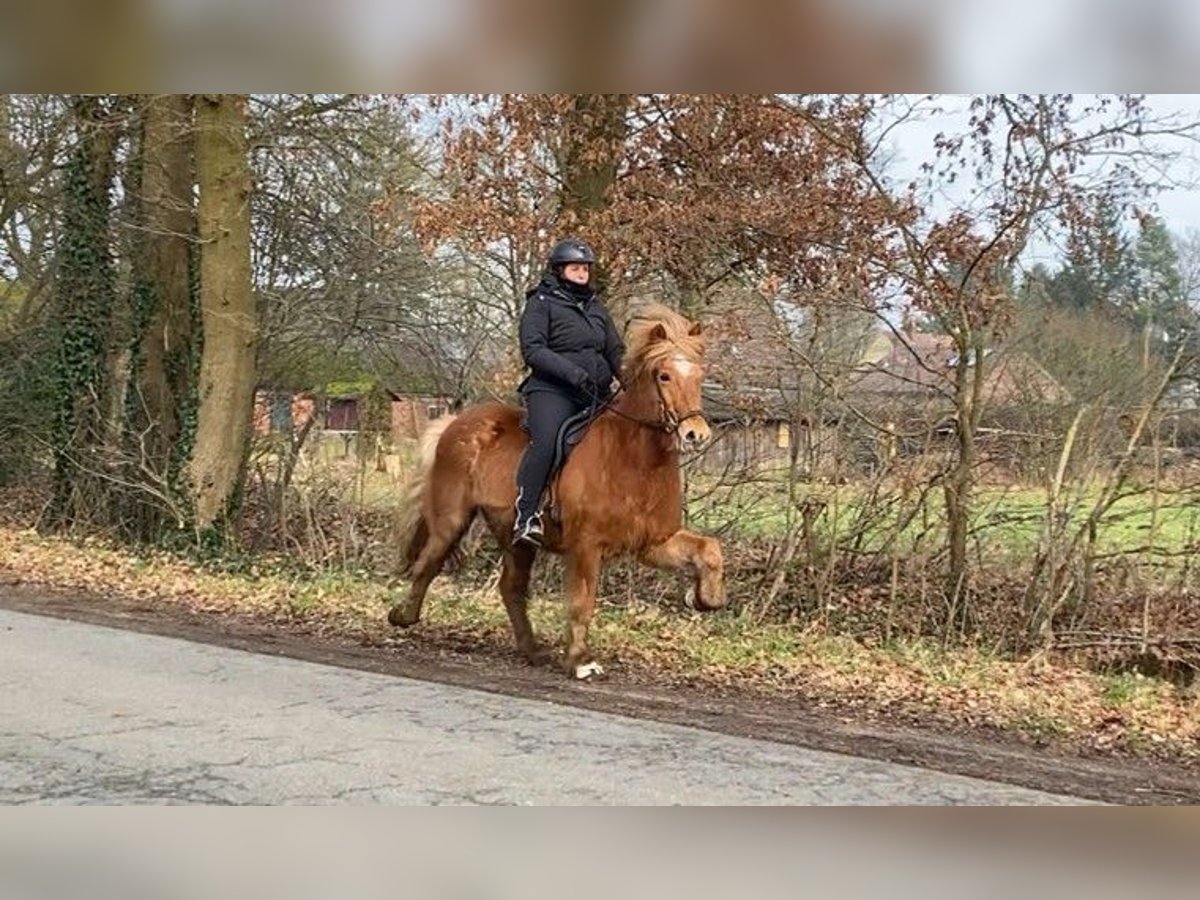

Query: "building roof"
<box><xmin>846</xmin><ymin>330</ymin><xmax>1071</xmax><ymax>406</ymax></box>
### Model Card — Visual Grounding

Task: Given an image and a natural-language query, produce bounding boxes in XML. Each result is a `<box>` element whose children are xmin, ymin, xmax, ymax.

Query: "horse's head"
<box><xmin>645</xmin><ymin>321</ymin><xmax>710</xmax><ymax>450</ymax></box>
<box><xmin>624</xmin><ymin>305</ymin><xmax>711</xmax><ymax>450</ymax></box>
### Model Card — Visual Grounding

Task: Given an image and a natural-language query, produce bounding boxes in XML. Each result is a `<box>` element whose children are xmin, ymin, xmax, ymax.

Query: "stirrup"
<box><xmin>513</xmin><ymin>513</ymin><xmax>544</xmax><ymax>547</ymax></box>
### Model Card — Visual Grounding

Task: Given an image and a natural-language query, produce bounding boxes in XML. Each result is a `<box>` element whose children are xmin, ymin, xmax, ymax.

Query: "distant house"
<box><xmin>387</xmin><ymin>391</ymin><xmax>455</xmax><ymax>441</ymax></box>
<box><xmin>694</xmin><ymin>291</ymin><xmax>1071</xmax><ymax>473</ymax></box>
<box><xmin>695</xmin><ymin>291</ymin><xmax>874</xmax><ymax>473</ymax></box>
<box><xmin>700</xmin><ymin>383</ymin><xmax>795</xmax><ymax>471</ymax></box>
<box><xmin>253</xmin><ymin>385</ymin><xmax>454</xmax><ymax>445</ymax></box>
<box><xmin>253</xmin><ymin>390</ymin><xmax>317</xmax><ymax>435</ymax></box>
<box><xmin>845</xmin><ymin>330</ymin><xmax>1071</xmax><ymax>426</ymax></box>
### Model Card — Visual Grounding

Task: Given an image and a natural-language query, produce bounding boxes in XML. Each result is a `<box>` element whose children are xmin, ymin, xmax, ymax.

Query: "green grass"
<box><xmin>263</xmin><ymin>432</ymin><xmax>1200</xmax><ymax>566</ymax></box>
<box><xmin>1102</xmin><ymin>673</ymin><xmax>1141</xmax><ymax>706</ymax></box>
<box><xmin>687</xmin><ymin>475</ymin><xmax>1200</xmax><ymax>562</ymax></box>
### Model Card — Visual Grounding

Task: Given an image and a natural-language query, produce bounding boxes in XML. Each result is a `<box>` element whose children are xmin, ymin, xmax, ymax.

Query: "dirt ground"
<box><xmin>2</xmin><ymin>581</ymin><xmax>1198</xmax><ymax>805</ymax></box>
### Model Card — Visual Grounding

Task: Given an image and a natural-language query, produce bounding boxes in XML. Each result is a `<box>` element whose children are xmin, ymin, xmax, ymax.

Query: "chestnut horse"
<box><xmin>387</xmin><ymin>303</ymin><xmax>727</xmax><ymax>679</ymax></box>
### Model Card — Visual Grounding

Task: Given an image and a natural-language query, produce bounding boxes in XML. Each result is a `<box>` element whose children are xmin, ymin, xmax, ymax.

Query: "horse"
<box><xmin>387</xmin><ymin>303</ymin><xmax>727</xmax><ymax>679</ymax></box>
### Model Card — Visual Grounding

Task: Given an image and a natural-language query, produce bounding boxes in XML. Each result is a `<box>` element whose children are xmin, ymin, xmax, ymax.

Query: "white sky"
<box><xmin>879</xmin><ymin>94</ymin><xmax>1200</xmax><ymax>265</ymax></box>
<box><xmin>935</xmin><ymin>0</ymin><xmax>1200</xmax><ymax>91</ymax></box>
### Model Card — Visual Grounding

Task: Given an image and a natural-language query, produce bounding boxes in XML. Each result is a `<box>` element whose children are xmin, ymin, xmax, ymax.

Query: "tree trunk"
<box><xmin>559</xmin><ymin>94</ymin><xmax>628</xmax><ymax>219</ymax></box>
<box><xmin>944</xmin><ymin>327</ymin><xmax>986</xmax><ymax>630</ymax></box>
<box><xmin>134</xmin><ymin>94</ymin><xmax>196</xmax><ymax>476</ymax></box>
<box><xmin>115</xmin><ymin>94</ymin><xmax>197</xmax><ymax>536</ymax></box>
<box><xmin>186</xmin><ymin>94</ymin><xmax>256</xmax><ymax>533</ymax></box>
<box><xmin>558</xmin><ymin>94</ymin><xmax>628</xmax><ymax>293</ymax></box>
<box><xmin>45</xmin><ymin>95</ymin><xmax>119</xmax><ymax>529</ymax></box>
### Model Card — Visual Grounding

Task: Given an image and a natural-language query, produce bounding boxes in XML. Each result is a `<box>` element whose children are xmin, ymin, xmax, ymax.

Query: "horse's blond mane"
<box><xmin>622</xmin><ymin>302</ymin><xmax>706</xmax><ymax>379</ymax></box>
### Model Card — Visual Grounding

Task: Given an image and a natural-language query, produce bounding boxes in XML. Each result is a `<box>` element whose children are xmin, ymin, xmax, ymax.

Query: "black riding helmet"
<box><xmin>547</xmin><ymin>238</ymin><xmax>596</xmax><ymax>267</ymax></box>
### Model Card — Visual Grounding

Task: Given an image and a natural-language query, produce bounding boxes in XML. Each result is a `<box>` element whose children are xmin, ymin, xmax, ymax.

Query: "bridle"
<box><xmin>593</xmin><ymin>372</ymin><xmax>706</xmax><ymax>435</ymax></box>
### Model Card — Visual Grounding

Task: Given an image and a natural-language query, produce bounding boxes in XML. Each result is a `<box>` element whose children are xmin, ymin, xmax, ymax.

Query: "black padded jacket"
<box><xmin>517</xmin><ymin>274</ymin><xmax>624</xmax><ymax>400</ymax></box>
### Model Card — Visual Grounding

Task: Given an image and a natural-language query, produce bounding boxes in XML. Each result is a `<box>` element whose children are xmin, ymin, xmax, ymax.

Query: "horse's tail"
<box><xmin>395</xmin><ymin>414</ymin><xmax>456</xmax><ymax>576</ymax></box>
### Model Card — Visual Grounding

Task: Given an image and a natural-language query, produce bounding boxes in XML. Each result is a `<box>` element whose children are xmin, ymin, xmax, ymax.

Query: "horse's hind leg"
<box><xmin>498</xmin><ymin>544</ymin><xmax>549</xmax><ymax>665</ymax></box>
<box><xmin>388</xmin><ymin>506</ymin><xmax>474</xmax><ymax>628</ymax></box>
<box><xmin>403</xmin><ymin>516</ymin><xmax>429</xmax><ymax>574</ymax></box>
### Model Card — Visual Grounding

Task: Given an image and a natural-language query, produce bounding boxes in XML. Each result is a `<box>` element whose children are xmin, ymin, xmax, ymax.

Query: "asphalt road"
<box><xmin>0</xmin><ymin>607</ymin><xmax>1091</xmax><ymax>804</ymax></box>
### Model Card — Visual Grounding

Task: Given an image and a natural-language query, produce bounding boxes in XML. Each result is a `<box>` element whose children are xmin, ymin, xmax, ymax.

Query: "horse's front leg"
<box><xmin>563</xmin><ymin>549</ymin><xmax>605</xmax><ymax>680</ymax></box>
<box><xmin>641</xmin><ymin>529</ymin><xmax>726</xmax><ymax>611</ymax></box>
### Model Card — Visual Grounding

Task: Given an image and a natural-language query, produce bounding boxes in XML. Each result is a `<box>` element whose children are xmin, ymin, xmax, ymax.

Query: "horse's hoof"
<box><xmin>684</xmin><ymin>585</ymin><xmax>697</xmax><ymax>607</ymax></box>
<box><xmin>523</xmin><ymin>645</ymin><xmax>553</xmax><ymax>666</ymax></box>
<box><xmin>388</xmin><ymin>606</ymin><xmax>419</xmax><ymax>628</ymax></box>
<box><xmin>573</xmin><ymin>661</ymin><xmax>605</xmax><ymax>681</ymax></box>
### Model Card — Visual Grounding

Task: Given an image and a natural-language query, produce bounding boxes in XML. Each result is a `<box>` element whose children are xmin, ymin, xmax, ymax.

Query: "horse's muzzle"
<box><xmin>678</xmin><ymin>415</ymin><xmax>711</xmax><ymax>449</ymax></box>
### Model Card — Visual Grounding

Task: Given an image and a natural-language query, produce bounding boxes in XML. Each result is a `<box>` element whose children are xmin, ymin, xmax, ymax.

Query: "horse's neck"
<box><xmin>616</xmin><ymin>378</ymin><xmax>659</xmax><ymax>421</ymax></box>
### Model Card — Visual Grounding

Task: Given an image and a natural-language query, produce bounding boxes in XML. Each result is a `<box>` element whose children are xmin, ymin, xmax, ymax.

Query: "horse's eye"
<box><xmin>657</xmin><ymin>371</ymin><xmax>670</xmax><ymax>382</ymax></box>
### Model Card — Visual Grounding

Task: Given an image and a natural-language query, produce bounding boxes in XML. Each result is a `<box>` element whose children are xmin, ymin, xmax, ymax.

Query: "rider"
<box><xmin>513</xmin><ymin>238</ymin><xmax>624</xmax><ymax>546</ymax></box>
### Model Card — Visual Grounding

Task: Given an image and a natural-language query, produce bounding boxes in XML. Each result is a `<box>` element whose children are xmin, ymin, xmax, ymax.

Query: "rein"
<box><xmin>591</xmin><ymin>381</ymin><xmax>705</xmax><ymax>434</ymax></box>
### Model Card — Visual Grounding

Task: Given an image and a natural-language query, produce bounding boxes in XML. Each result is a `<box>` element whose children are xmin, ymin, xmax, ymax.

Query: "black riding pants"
<box><xmin>515</xmin><ymin>388</ymin><xmax>588</xmax><ymax>522</ymax></box>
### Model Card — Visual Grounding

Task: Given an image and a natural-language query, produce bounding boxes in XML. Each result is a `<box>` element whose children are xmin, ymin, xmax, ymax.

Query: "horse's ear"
<box><xmin>650</xmin><ymin>323</ymin><xmax>668</xmax><ymax>341</ymax></box>
<box><xmin>688</xmin><ymin>322</ymin><xmax>703</xmax><ymax>336</ymax></box>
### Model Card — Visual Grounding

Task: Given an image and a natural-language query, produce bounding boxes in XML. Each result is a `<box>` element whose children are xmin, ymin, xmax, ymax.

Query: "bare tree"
<box><xmin>125</xmin><ymin>95</ymin><xmax>196</xmax><ymax>504</ymax></box>
<box><xmin>790</xmin><ymin>94</ymin><xmax>1199</xmax><ymax>621</ymax></box>
<box><xmin>186</xmin><ymin>94</ymin><xmax>257</xmax><ymax>532</ymax></box>
<box><xmin>44</xmin><ymin>95</ymin><xmax>121</xmax><ymax>527</ymax></box>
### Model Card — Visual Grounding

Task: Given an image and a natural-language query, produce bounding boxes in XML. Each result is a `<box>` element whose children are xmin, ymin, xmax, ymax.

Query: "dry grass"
<box><xmin>1</xmin><ymin>522</ymin><xmax>1196</xmax><ymax>764</ymax></box>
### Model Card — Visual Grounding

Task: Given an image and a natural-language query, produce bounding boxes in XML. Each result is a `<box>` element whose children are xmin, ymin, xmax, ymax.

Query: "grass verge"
<box><xmin>1</xmin><ymin>523</ymin><xmax>1196</xmax><ymax>765</ymax></box>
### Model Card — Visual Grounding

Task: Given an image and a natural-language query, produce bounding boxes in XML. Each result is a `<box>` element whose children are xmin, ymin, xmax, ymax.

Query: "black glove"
<box><xmin>571</xmin><ymin>369</ymin><xmax>596</xmax><ymax>398</ymax></box>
